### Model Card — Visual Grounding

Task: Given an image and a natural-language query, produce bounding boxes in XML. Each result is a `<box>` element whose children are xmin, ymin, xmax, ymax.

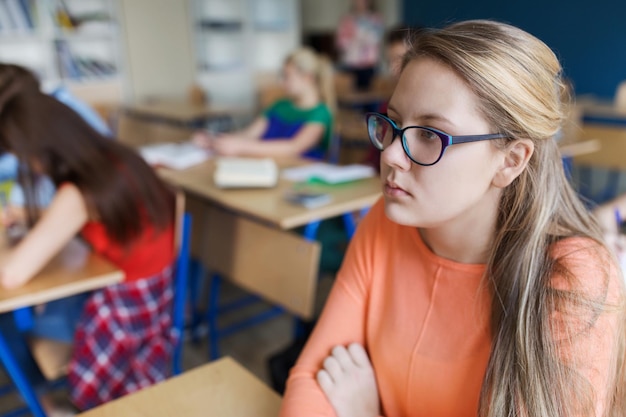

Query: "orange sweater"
<box><xmin>280</xmin><ymin>198</ymin><xmax>623</xmax><ymax>417</ymax></box>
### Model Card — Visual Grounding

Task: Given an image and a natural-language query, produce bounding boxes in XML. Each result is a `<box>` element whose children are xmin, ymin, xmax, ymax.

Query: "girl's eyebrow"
<box><xmin>387</xmin><ymin>104</ymin><xmax>457</xmax><ymax>129</ymax></box>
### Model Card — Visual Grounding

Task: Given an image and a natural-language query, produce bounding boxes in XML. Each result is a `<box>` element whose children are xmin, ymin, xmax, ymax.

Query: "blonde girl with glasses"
<box><xmin>280</xmin><ymin>20</ymin><xmax>625</xmax><ymax>417</ymax></box>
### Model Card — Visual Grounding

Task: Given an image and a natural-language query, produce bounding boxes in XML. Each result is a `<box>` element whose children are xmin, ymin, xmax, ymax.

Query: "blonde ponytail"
<box><xmin>316</xmin><ymin>55</ymin><xmax>336</xmax><ymax>115</ymax></box>
<box><xmin>285</xmin><ymin>47</ymin><xmax>336</xmax><ymax>114</ymax></box>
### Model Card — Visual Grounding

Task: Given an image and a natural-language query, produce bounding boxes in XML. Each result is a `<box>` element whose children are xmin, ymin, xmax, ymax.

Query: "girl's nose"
<box><xmin>381</xmin><ymin>135</ymin><xmax>412</xmax><ymax>171</ymax></box>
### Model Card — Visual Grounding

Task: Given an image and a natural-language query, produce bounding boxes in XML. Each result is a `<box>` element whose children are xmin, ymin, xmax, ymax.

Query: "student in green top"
<box><xmin>194</xmin><ymin>47</ymin><xmax>335</xmax><ymax>159</ymax></box>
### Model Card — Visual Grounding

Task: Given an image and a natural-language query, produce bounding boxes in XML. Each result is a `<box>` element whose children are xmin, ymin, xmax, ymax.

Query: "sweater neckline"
<box><xmin>409</xmin><ymin>227</ymin><xmax>488</xmax><ymax>276</ymax></box>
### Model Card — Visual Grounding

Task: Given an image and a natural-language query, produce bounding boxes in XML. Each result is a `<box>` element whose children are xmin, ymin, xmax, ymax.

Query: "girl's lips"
<box><xmin>384</xmin><ymin>181</ymin><xmax>411</xmax><ymax>197</ymax></box>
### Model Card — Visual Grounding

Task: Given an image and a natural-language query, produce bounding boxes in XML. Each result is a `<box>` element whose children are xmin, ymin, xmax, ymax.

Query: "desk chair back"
<box><xmin>172</xmin><ymin>191</ymin><xmax>191</xmax><ymax>376</ymax></box>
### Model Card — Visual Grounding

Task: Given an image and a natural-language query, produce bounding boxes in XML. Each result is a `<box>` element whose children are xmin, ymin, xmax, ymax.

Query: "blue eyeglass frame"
<box><xmin>365</xmin><ymin>112</ymin><xmax>508</xmax><ymax>166</ymax></box>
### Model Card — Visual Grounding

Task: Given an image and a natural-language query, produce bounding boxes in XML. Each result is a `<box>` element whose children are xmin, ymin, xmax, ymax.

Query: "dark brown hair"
<box><xmin>0</xmin><ymin>64</ymin><xmax>174</xmax><ymax>245</ymax></box>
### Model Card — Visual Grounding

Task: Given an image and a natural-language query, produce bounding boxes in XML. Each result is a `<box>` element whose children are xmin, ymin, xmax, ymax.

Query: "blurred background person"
<box><xmin>335</xmin><ymin>0</ymin><xmax>384</xmax><ymax>91</ymax></box>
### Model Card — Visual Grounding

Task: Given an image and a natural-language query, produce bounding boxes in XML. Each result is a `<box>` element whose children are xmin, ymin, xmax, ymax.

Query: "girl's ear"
<box><xmin>492</xmin><ymin>139</ymin><xmax>534</xmax><ymax>188</ymax></box>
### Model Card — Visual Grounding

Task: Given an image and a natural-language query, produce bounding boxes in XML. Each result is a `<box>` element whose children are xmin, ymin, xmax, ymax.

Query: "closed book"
<box><xmin>0</xmin><ymin>0</ymin><xmax>17</xmax><ymax>31</ymax></box>
<box><xmin>16</xmin><ymin>0</ymin><xmax>33</xmax><ymax>29</ymax></box>
<box><xmin>214</xmin><ymin>157</ymin><xmax>278</xmax><ymax>188</ymax></box>
<box><xmin>54</xmin><ymin>39</ymin><xmax>80</xmax><ymax>79</ymax></box>
<box><xmin>5</xmin><ymin>0</ymin><xmax>29</xmax><ymax>31</ymax></box>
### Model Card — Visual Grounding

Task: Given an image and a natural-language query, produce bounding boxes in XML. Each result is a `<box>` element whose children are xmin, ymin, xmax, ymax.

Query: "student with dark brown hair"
<box><xmin>0</xmin><ymin>63</ymin><xmax>176</xmax><ymax>412</ymax></box>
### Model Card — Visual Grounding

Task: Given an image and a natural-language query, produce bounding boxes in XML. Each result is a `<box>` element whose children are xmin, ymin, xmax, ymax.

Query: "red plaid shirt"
<box><xmin>67</xmin><ymin>266</ymin><xmax>176</xmax><ymax>410</ymax></box>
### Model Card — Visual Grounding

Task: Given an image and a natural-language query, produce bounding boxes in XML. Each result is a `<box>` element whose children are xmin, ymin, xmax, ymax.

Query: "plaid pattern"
<box><xmin>67</xmin><ymin>266</ymin><xmax>176</xmax><ymax>411</ymax></box>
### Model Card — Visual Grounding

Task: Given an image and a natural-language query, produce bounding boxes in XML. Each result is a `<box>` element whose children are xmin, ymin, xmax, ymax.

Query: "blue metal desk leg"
<box><xmin>292</xmin><ymin>210</ymin><xmax>369</xmax><ymax>338</ymax></box>
<box><xmin>292</xmin><ymin>220</ymin><xmax>323</xmax><ymax>339</ymax></box>
<box><xmin>0</xmin><ymin>314</ymin><xmax>46</xmax><ymax>417</ymax></box>
<box><xmin>207</xmin><ymin>273</ymin><xmax>222</xmax><ymax>361</ymax></box>
<box><xmin>189</xmin><ymin>259</ymin><xmax>206</xmax><ymax>344</ymax></box>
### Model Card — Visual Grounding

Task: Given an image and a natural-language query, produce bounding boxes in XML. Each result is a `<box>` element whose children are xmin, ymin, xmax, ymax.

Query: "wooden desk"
<box><xmin>77</xmin><ymin>357</ymin><xmax>281</xmax><ymax>417</ymax></box>
<box><xmin>0</xmin><ymin>239</ymin><xmax>123</xmax><ymax>417</ymax></box>
<box><xmin>125</xmin><ymin>101</ymin><xmax>245</xmax><ymax>124</ymax></box>
<box><xmin>577</xmin><ymin>97</ymin><xmax>626</xmax><ymax>126</ymax></box>
<box><xmin>159</xmin><ymin>160</ymin><xmax>381</xmax><ymax>318</ymax></box>
<box><xmin>119</xmin><ymin>101</ymin><xmax>247</xmax><ymax>147</ymax></box>
<box><xmin>0</xmin><ymin>239</ymin><xmax>123</xmax><ymax>313</ymax></box>
<box><xmin>573</xmin><ymin>125</ymin><xmax>626</xmax><ymax>170</ymax></box>
<box><xmin>159</xmin><ymin>160</ymin><xmax>381</xmax><ymax>230</ymax></box>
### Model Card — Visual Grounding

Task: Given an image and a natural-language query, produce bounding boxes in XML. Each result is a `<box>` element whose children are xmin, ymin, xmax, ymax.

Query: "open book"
<box><xmin>139</xmin><ymin>142</ymin><xmax>212</xmax><ymax>170</ymax></box>
<box><xmin>214</xmin><ymin>157</ymin><xmax>278</xmax><ymax>188</ymax></box>
<box><xmin>282</xmin><ymin>163</ymin><xmax>376</xmax><ymax>184</ymax></box>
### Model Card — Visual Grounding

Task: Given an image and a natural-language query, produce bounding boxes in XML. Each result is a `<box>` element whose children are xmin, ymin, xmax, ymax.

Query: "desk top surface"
<box><xmin>578</xmin><ymin>98</ymin><xmax>626</xmax><ymax>119</ymax></box>
<box><xmin>0</xmin><ymin>240</ymin><xmax>123</xmax><ymax>313</ymax></box>
<box><xmin>78</xmin><ymin>357</ymin><xmax>282</xmax><ymax>417</ymax></box>
<box><xmin>125</xmin><ymin>101</ymin><xmax>247</xmax><ymax>121</ymax></box>
<box><xmin>159</xmin><ymin>160</ymin><xmax>382</xmax><ymax>229</ymax></box>
<box><xmin>573</xmin><ymin>124</ymin><xmax>626</xmax><ymax>169</ymax></box>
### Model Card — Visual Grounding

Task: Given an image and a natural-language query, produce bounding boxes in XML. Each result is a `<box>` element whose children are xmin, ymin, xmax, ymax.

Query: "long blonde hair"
<box><xmin>404</xmin><ymin>20</ymin><xmax>626</xmax><ymax>417</ymax></box>
<box><xmin>285</xmin><ymin>47</ymin><xmax>336</xmax><ymax>114</ymax></box>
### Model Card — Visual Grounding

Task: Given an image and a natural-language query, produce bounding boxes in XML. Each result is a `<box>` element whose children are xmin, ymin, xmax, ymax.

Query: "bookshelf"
<box><xmin>0</xmin><ymin>0</ymin><xmax>124</xmax><ymax>102</ymax></box>
<box><xmin>190</xmin><ymin>0</ymin><xmax>300</xmax><ymax>108</ymax></box>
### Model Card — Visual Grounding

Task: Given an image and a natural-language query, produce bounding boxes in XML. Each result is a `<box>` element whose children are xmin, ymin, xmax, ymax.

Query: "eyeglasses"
<box><xmin>366</xmin><ymin>112</ymin><xmax>508</xmax><ymax>166</ymax></box>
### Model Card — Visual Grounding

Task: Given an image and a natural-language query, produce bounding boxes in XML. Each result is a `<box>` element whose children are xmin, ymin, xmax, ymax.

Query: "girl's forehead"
<box><xmin>389</xmin><ymin>58</ymin><xmax>489</xmax><ymax>133</ymax></box>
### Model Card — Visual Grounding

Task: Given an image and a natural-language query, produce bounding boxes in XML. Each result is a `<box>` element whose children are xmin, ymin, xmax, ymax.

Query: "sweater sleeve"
<box><xmin>548</xmin><ymin>238</ymin><xmax>624</xmax><ymax>417</ymax></box>
<box><xmin>279</xmin><ymin>200</ymin><xmax>382</xmax><ymax>417</ymax></box>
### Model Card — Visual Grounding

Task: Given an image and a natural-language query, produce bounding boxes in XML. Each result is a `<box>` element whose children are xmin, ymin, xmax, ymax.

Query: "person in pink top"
<box><xmin>280</xmin><ymin>20</ymin><xmax>626</xmax><ymax>417</ymax></box>
<box><xmin>335</xmin><ymin>0</ymin><xmax>384</xmax><ymax>90</ymax></box>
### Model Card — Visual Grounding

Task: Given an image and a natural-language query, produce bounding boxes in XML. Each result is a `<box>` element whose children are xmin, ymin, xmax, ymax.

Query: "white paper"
<box><xmin>282</xmin><ymin>163</ymin><xmax>375</xmax><ymax>184</ymax></box>
<box><xmin>139</xmin><ymin>142</ymin><xmax>212</xmax><ymax>170</ymax></box>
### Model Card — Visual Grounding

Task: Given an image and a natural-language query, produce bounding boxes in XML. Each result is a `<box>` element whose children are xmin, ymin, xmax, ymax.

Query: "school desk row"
<box><xmin>0</xmin><ymin>156</ymin><xmax>380</xmax><ymax>416</ymax></box>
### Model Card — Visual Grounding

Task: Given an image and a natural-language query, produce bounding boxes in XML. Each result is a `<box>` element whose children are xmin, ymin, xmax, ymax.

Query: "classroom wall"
<box><xmin>118</xmin><ymin>0</ymin><xmax>195</xmax><ymax>101</ymax></box>
<box><xmin>402</xmin><ymin>0</ymin><xmax>626</xmax><ymax>99</ymax></box>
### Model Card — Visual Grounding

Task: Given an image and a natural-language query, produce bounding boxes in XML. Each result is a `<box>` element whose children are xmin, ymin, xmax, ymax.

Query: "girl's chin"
<box><xmin>383</xmin><ymin>198</ymin><xmax>420</xmax><ymax>226</ymax></box>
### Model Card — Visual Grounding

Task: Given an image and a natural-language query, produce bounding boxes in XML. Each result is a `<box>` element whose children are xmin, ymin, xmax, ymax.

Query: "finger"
<box><xmin>316</xmin><ymin>369</ymin><xmax>334</xmax><ymax>393</ymax></box>
<box><xmin>347</xmin><ymin>343</ymin><xmax>373</xmax><ymax>369</ymax></box>
<box><xmin>331</xmin><ymin>345</ymin><xmax>355</xmax><ymax>370</ymax></box>
<box><xmin>322</xmin><ymin>356</ymin><xmax>343</xmax><ymax>381</ymax></box>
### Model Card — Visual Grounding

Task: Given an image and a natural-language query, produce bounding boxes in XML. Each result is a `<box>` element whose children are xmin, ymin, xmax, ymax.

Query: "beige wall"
<box><xmin>118</xmin><ymin>0</ymin><xmax>195</xmax><ymax>101</ymax></box>
<box><xmin>301</xmin><ymin>0</ymin><xmax>401</xmax><ymax>32</ymax></box>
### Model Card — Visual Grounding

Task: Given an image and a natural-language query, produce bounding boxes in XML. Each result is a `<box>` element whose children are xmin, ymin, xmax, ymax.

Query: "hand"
<box><xmin>191</xmin><ymin>131</ymin><xmax>215</xmax><ymax>150</ymax></box>
<box><xmin>213</xmin><ymin>137</ymin><xmax>246</xmax><ymax>157</ymax></box>
<box><xmin>1</xmin><ymin>206</ymin><xmax>24</xmax><ymax>228</ymax></box>
<box><xmin>316</xmin><ymin>343</ymin><xmax>381</xmax><ymax>417</ymax></box>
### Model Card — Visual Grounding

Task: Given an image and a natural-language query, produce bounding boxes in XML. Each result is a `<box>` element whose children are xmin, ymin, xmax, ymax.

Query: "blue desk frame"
<box><xmin>192</xmin><ymin>209</ymin><xmax>366</xmax><ymax>360</ymax></box>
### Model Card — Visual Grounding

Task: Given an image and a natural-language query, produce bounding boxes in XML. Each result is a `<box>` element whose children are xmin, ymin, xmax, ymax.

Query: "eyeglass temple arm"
<box><xmin>450</xmin><ymin>134</ymin><xmax>507</xmax><ymax>145</ymax></box>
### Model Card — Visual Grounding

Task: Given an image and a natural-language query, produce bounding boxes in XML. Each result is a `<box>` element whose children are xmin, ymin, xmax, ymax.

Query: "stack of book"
<box><xmin>55</xmin><ymin>39</ymin><xmax>116</xmax><ymax>80</ymax></box>
<box><xmin>0</xmin><ymin>0</ymin><xmax>36</xmax><ymax>34</ymax></box>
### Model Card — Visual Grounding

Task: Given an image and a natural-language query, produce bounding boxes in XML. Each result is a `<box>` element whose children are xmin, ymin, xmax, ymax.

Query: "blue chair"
<box><xmin>0</xmin><ymin>307</ymin><xmax>46</xmax><ymax>417</ymax></box>
<box><xmin>172</xmin><ymin>212</ymin><xmax>192</xmax><ymax>376</ymax></box>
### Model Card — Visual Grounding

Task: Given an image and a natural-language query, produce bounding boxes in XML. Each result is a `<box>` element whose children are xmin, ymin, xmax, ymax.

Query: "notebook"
<box><xmin>282</xmin><ymin>163</ymin><xmax>376</xmax><ymax>184</ymax></box>
<box><xmin>214</xmin><ymin>157</ymin><xmax>278</xmax><ymax>188</ymax></box>
<box><xmin>139</xmin><ymin>142</ymin><xmax>212</xmax><ymax>170</ymax></box>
